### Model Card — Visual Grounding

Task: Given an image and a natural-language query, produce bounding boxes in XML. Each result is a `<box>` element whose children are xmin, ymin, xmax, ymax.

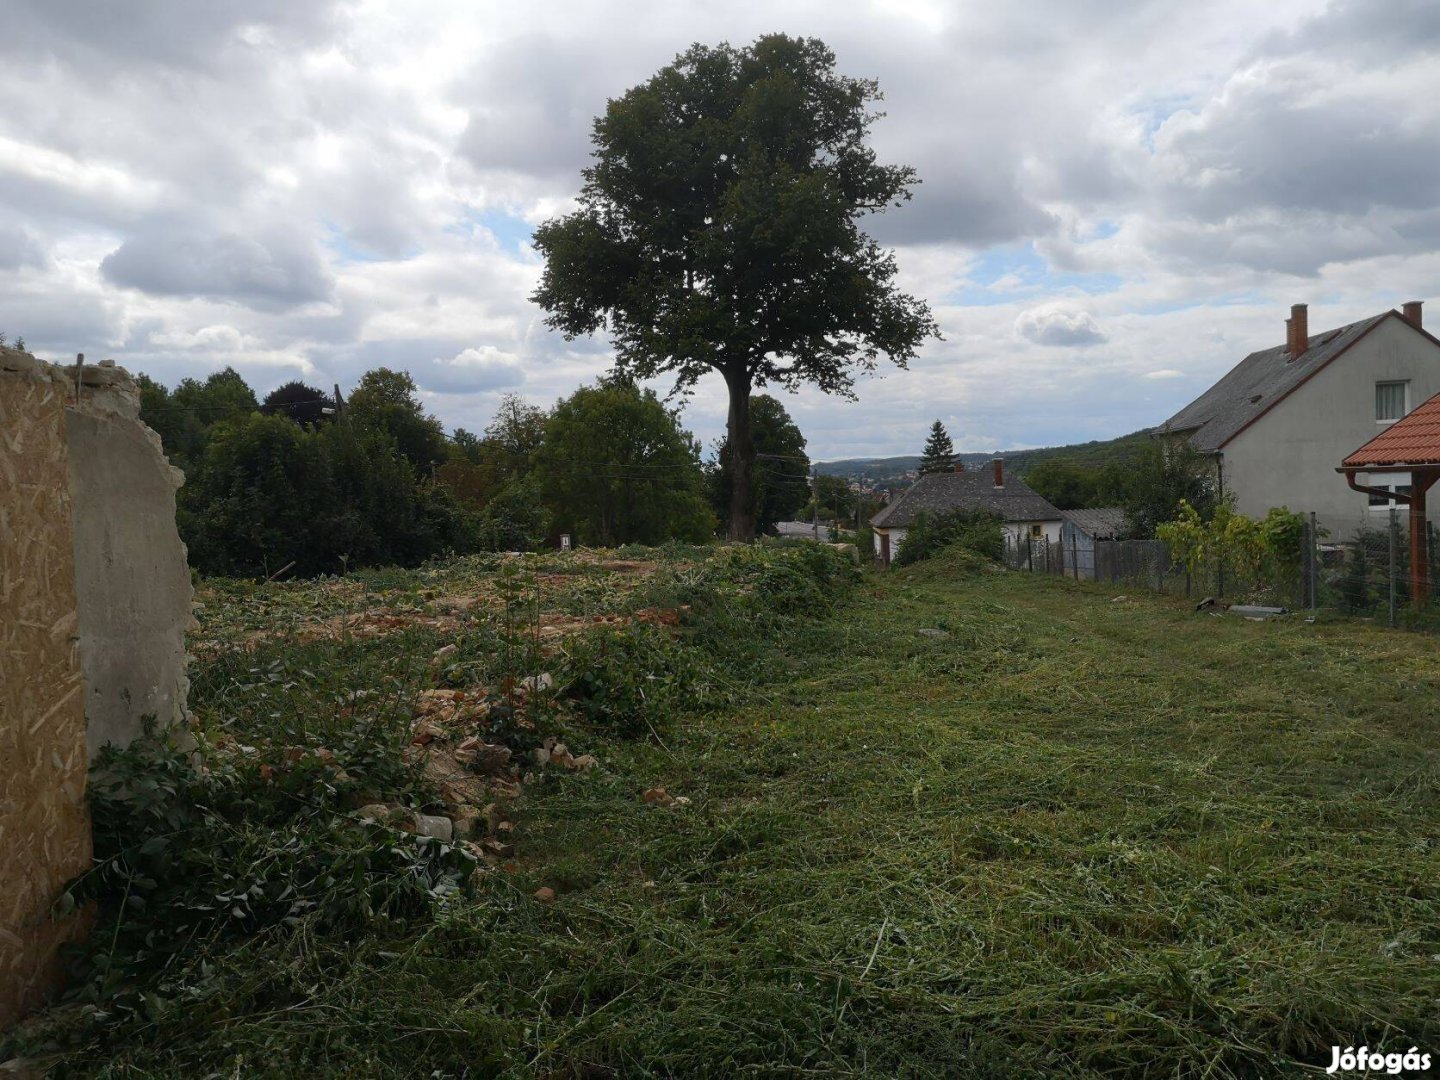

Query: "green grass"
<box><xmin>17</xmin><ymin>547</ymin><xmax>1440</xmax><ymax>1077</ymax></box>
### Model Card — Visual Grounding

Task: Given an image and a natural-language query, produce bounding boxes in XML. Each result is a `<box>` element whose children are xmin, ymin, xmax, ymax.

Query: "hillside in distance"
<box><xmin>817</xmin><ymin>430</ymin><xmax>1154</xmax><ymax>486</ymax></box>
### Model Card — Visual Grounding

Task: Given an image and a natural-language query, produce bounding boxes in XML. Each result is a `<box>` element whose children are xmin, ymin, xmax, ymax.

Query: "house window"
<box><xmin>1376</xmin><ymin>381</ymin><xmax>1408</xmax><ymax>423</ymax></box>
<box><xmin>1367</xmin><ymin>483</ymin><xmax>1412</xmax><ymax>510</ymax></box>
<box><xmin>1029</xmin><ymin>524</ymin><xmax>1044</xmax><ymax>539</ymax></box>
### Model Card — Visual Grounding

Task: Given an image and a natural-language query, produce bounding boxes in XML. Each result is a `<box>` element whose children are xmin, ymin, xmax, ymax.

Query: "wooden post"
<box><xmin>1410</xmin><ymin>470</ymin><xmax>1438</xmax><ymax>607</ymax></box>
<box><xmin>1389</xmin><ymin>508</ymin><xmax>1399</xmax><ymax>627</ymax></box>
<box><xmin>1071</xmin><ymin>534</ymin><xmax>1079</xmax><ymax>581</ymax></box>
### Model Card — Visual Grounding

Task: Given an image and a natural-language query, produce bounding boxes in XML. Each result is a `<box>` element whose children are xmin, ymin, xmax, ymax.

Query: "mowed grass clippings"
<box><xmin>23</xmin><ymin>546</ymin><xmax>1440</xmax><ymax>1078</ymax></box>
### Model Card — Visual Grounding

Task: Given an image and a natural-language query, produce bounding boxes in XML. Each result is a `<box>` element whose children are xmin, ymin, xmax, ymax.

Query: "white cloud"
<box><xmin>1015</xmin><ymin>306</ymin><xmax>1107</xmax><ymax>347</ymax></box>
<box><xmin>3</xmin><ymin>0</ymin><xmax>1438</xmax><ymax>457</ymax></box>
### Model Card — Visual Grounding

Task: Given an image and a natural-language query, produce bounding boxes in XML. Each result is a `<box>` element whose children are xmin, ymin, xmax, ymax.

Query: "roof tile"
<box><xmin>871</xmin><ymin>470</ymin><xmax>1062</xmax><ymax>528</ymax></box>
<box><xmin>1343</xmin><ymin>391</ymin><xmax>1440</xmax><ymax>468</ymax></box>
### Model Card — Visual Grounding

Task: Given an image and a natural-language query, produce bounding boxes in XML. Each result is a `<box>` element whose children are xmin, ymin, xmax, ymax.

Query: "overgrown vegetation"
<box><xmin>1024</xmin><ymin>441</ymin><xmax>1219</xmax><ymax>536</ymax></box>
<box><xmin>10</xmin><ymin>545</ymin><xmax>1439</xmax><ymax>1077</ymax></box>
<box><xmin>1158</xmin><ymin>500</ymin><xmax>1306</xmax><ymax>603</ymax></box>
<box><xmin>892</xmin><ymin>506</ymin><xmax>1005</xmax><ymax>566</ymax></box>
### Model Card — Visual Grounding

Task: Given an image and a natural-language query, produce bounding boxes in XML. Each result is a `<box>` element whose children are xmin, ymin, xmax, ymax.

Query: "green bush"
<box><xmin>893</xmin><ymin>508</ymin><xmax>1004</xmax><ymax>567</ymax></box>
<box><xmin>560</xmin><ymin>622</ymin><xmax>717</xmax><ymax>738</ymax></box>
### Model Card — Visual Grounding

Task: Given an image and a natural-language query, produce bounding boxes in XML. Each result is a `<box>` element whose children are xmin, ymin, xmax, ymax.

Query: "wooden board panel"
<box><xmin>0</xmin><ymin>354</ymin><xmax>93</xmax><ymax>1026</ymax></box>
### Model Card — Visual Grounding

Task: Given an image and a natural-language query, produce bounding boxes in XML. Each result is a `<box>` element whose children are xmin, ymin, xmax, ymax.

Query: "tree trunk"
<box><xmin>723</xmin><ymin>367</ymin><xmax>757</xmax><ymax>541</ymax></box>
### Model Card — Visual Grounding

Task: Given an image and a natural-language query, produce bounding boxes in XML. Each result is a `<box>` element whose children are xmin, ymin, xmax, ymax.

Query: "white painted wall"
<box><xmin>1221</xmin><ymin>317</ymin><xmax>1440</xmax><ymax>539</ymax></box>
<box><xmin>1002</xmin><ymin>520</ymin><xmax>1062</xmax><ymax>544</ymax></box>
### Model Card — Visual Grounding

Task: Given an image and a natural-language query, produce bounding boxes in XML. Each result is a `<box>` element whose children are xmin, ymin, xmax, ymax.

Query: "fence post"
<box><xmin>1308</xmin><ymin>512</ymin><xmax>1318</xmax><ymax>612</ymax></box>
<box><xmin>1071</xmin><ymin>535</ymin><xmax>1079</xmax><ymax>581</ymax></box>
<box><xmin>1388</xmin><ymin>508</ymin><xmax>1399</xmax><ymax>628</ymax></box>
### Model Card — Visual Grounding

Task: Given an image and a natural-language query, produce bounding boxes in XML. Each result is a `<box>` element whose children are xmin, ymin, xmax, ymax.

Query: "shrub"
<box><xmin>893</xmin><ymin>508</ymin><xmax>1004</xmax><ymax>567</ymax></box>
<box><xmin>559</xmin><ymin>622</ymin><xmax>717</xmax><ymax>738</ymax></box>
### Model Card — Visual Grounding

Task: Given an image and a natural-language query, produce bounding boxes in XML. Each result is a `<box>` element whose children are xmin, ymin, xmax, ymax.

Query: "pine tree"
<box><xmin>919</xmin><ymin>420</ymin><xmax>956</xmax><ymax>474</ymax></box>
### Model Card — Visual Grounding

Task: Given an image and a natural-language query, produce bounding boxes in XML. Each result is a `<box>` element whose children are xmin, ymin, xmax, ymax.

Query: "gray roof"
<box><xmin>1062</xmin><ymin>507</ymin><xmax>1127</xmax><ymax>539</ymax></box>
<box><xmin>1153</xmin><ymin>312</ymin><xmax>1396</xmax><ymax>452</ymax></box>
<box><xmin>870</xmin><ymin>469</ymin><xmax>1062</xmax><ymax>528</ymax></box>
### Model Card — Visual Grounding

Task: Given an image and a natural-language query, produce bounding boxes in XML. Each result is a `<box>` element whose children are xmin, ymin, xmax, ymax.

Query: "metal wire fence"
<box><xmin>1004</xmin><ymin>511</ymin><xmax>1440</xmax><ymax>629</ymax></box>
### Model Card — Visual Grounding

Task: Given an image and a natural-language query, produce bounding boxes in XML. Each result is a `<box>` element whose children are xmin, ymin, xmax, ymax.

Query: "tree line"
<box><xmin>138</xmin><ymin>367</ymin><xmax>814</xmax><ymax>578</ymax></box>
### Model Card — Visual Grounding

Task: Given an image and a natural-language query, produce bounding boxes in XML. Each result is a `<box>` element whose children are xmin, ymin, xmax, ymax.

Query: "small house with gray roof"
<box><xmin>869</xmin><ymin>459</ymin><xmax>1062</xmax><ymax>566</ymax></box>
<box><xmin>1153</xmin><ymin>301</ymin><xmax>1440</xmax><ymax>539</ymax></box>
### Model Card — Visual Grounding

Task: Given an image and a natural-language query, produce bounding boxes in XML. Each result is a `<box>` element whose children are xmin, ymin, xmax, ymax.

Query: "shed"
<box><xmin>1059</xmin><ymin>507</ymin><xmax>1127</xmax><ymax>581</ymax></box>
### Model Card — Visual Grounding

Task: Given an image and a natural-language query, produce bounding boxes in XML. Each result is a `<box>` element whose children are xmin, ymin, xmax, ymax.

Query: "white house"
<box><xmin>869</xmin><ymin>459</ymin><xmax>1063</xmax><ymax>566</ymax></box>
<box><xmin>1154</xmin><ymin>301</ymin><xmax>1440</xmax><ymax>539</ymax></box>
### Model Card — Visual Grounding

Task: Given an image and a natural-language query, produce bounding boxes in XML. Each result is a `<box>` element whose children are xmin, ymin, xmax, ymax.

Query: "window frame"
<box><xmin>1376</xmin><ymin>380</ymin><xmax>1409</xmax><ymax>424</ymax></box>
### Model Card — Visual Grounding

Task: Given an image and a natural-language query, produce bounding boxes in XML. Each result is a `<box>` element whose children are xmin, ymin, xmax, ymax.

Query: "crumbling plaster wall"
<box><xmin>65</xmin><ymin>361</ymin><xmax>192</xmax><ymax>756</ymax></box>
<box><xmin>0</xmin><ymin>348</ymin><xmax>192</xmax><ymax>1027</ymax></box>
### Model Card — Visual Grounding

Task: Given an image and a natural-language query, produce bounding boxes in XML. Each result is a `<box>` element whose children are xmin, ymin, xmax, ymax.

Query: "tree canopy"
<box><xmin>532</xmin><ymin>33</ymin><xmax>937</xmax><ymax>539</ymax></box>
<box><xmin>260</xmin><ymin>381</ymin><xmax>334</xmax><ymax>427</ymax></box>
<box><xmin>536</xmin><ymin>380</ymin><xmax>714</xmax><ymax>547</ymax></box>
<box><xmin>346</xmin><ymin>368</ymin><xmax>448</xmax><ymax>472</ymax></box>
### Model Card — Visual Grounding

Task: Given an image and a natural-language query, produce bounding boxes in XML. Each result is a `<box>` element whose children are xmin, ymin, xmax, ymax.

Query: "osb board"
<box><xmin>0</xmin><ymin>363</ymin><xmax>92</xmax><ymax>1026</ymax></box>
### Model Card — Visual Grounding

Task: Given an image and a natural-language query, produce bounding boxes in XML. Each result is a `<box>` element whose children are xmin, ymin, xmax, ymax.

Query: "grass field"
<box><xmin>13</xmin><ymin>546</ymin><xmax>1440</xmax><ymax>1078</ymax></box>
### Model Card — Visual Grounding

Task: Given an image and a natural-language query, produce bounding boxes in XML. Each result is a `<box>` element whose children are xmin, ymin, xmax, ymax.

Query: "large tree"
<box><xmin>918</xmin><ymin>420</ymin><xmax>955</xmax><ymax>474</ymax></box>
<box><xmin>711</xmin><ymin>394</ymin><xmax>811</xmax><ymax>534</ymax></box>
<box><xmin>531</xmin><ymin>34</ymin><xmax>937</xmax><ymax>540</ymax></box>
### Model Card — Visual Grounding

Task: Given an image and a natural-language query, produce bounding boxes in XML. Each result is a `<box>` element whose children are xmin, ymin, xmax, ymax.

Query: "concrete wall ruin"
<box><xmin>0</xmin><ymin>347</ymin><xmax>191</xmax><ymax>1026</ymax></box>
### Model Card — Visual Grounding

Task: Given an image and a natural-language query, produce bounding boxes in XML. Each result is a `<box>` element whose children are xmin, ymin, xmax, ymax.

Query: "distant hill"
<box><xmin>817</xmin><ymin>430</ymin><xmax>1153</xmax><ymax>487</ymax></box>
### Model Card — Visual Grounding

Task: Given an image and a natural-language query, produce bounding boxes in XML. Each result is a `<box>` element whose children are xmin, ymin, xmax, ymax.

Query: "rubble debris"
<box><xmin>1229</xmin><ymin>605</ymin><xmax>1288</xmax><ymax>620</ymax></box>
<box><xmin>414</xmin><ymin>814</ymin><xmax>454</xmax><ymax>842</ymax></box>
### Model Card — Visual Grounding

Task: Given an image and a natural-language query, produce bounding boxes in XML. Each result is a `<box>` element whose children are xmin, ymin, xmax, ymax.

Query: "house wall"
<box><xmin>1222</xmin><ymin>317</ymin><xmax>1440</xmax><ymax>539</ymax></box>
<box><xmin>874</xmin><ymin>526</ymin><xmax>906</xmax><ymax>564</ymax></box>
<box><xmin>1002</xmin><ymin>519</ymin><xmax>1062</xmax><ymax>544</ymax></box>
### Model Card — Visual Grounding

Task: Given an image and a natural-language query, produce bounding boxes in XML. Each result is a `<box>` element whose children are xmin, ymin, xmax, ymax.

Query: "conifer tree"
<box><xmin>919</xmin><ymin>420</ymin><xmax>956</xmax><ymax>474</ymax></box>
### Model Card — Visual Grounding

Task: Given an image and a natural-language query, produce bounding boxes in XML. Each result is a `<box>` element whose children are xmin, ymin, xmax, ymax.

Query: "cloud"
<box><xmin>1015</xmin><ymin>306</ymin><xmax>1107</xmax><ymax>347</ymax></box>
<box><xmin>0</xmin><ymin>223</ymin><xmax>47</xmax><ymax>270</ymax></box>
<box><xmin>429</xmin><ymin>345</ymin><xmax>527</xmax><ymax>392</ymax></box>
<box><xmin>5</xmin><ymin>0</ymin><xmax>1440</xmax><ymax>459</ymax></box>
<box><xmin>101</xmin><ymin>227</ymin><xmax>333</xmax><ymax>308</ymax></box>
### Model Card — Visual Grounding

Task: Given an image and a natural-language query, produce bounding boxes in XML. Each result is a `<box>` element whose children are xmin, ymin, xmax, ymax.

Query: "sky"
<box><xmin>2</xmin><ymin>0</ymin><xmax>1439</xmax><ymax>460</ymax></box>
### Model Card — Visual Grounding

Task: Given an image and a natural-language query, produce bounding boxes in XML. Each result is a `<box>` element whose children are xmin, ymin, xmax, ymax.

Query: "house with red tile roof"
<box><xmin>1154</xmin><ymin>301</ymin><xmax>1440</xmax><ymax>538</ymax></box>
<box><xmin>1338</xmin><ymin>391</ymin><xmax>1440</xmax><ymax>603</ymax></box>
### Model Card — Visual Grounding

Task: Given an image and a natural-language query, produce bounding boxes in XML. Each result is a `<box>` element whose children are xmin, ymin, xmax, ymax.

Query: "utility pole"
<box><xmin>812</xmin><ymin>467</ymin><xmax>819</xmax><ymax>540</ymax></box>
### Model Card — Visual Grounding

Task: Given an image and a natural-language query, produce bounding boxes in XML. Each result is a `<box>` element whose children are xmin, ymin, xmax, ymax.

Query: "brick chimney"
<box><xmin>953</xmin><ymin>461</ymin><xmax>964</xmax><ymax>474</ymax></box>
<box><xmin>992</xmin><ymin>457</ymin><xmax>1004</xmax><ymax>488</ymax></box>
<box><xmin>1402</xmin><ymin>300</ymin><xmax>1424</xmax><ymax>331</ymax></box>
<box><xmin>1289</xmin><ymin>304</ymin><xmax>1308</xmax><ymax>358</ymax></box>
